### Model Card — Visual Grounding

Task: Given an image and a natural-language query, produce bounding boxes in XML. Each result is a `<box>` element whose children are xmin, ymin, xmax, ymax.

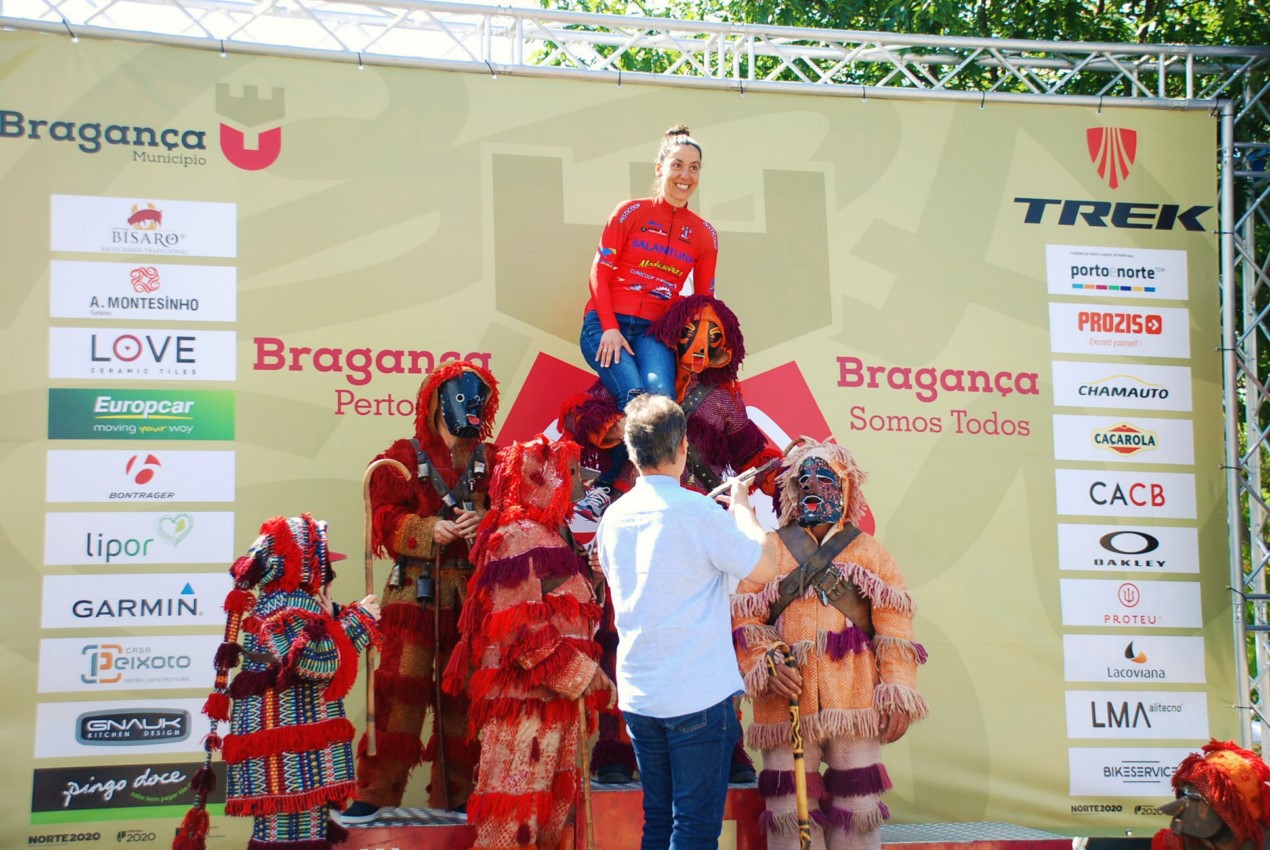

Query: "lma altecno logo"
<box><xmin>1087</xmin><ymin>127</ymin><xmax>1137</xmax><ymax>189</ymax></box>
<box><xmin>216</xmin><ymin>84</ymin><xmax>284</xmax><ymax>171</ymax></box>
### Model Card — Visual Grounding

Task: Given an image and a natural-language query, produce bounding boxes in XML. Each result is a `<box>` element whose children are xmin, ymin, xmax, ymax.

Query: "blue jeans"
<box><xmin>625</xmin><ymin>697</ymin><xmax>738</xmax><ymax>850</ymax></box>
<box><xmin>579</xmin><ymin>310</ymin><xmax>676</xmax><ymax>407</ymax></box>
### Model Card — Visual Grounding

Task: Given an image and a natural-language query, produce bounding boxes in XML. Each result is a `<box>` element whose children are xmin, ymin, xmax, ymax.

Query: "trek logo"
<box><xmin>1088</xmin><ymin>127</ymin><xmax>1137</xmax><ymax>189</ymax></box>
<box><xmin>1014</xmin><ymin>197</ymin><xmax>1212</xmax><ymax>231</ymax></box>
<box><xmin>216</xmin><ymin>84</ymin><xmax>283</xmax><ymax>172</ymax></box>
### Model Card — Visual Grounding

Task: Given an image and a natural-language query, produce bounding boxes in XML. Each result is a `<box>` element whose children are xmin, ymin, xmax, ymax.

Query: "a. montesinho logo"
<box><xmin>1087</xmin><ymin>127</ymin><xmax>1137</xmax><ymax>189</ymax></box>
<box><xmin>129</xmin><ymin>266</ymin><xmax>160</xmax><ymax>292</ymax></box>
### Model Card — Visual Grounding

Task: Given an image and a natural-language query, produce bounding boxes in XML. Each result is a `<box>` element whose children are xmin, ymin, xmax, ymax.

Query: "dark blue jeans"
<box><xmin>579</xmin><ymin>310</ymin><xmax>676</xmax><ymax>406</ymax></box>
<box><xmin>625</xmin><ymin>696</ymin><xmax>738</xmax><ymax>850</ymax></box>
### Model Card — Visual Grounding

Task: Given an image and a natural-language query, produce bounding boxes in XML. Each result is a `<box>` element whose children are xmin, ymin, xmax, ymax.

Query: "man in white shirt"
<box><xmin>596</xmin><ymin>393</ymin><xmax>793</xmax><ymax>850</ymax></box>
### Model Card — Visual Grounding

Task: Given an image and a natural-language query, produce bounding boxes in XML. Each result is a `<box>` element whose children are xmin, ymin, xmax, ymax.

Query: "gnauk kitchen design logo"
<box><xmin>1</xmin><ymin>82</ymin><xmax>284</xmax><ymax>171</ymax></box>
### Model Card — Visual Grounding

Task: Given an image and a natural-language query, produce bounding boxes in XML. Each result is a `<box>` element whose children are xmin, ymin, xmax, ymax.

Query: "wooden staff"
<box><xmin>434</xmin><ymin>551</ymin><xmax>451</xmax><ymax>812</ymax></box>
<box><xmin>705</xmin><ymin>436</ymin><xmax>813</xmax><ymax>500</ymax></box>
<box><xmin>767</xmin><ymin>644</ymin><xmax>811</xmax><ymax>850</ymax></box>
<box><xmin>362</xmin><ymin>457</ymin><xmax>410</xmax><ymax>758</ymax></box>
<box><xmin>576</xmin><ymin>696</ymin><xmax>595</xmax><ymax>850</ymax></box>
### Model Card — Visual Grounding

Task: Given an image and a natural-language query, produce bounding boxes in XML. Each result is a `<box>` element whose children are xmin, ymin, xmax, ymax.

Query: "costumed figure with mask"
<box><xmin>342</xmin><ymin>360</ymin><xmax>500</xmax><ymax>822</ymax></box>
<box><xmin>559</xmin><ymin>293</ymin><xmax>777</xmax><ymax>785</ymax></box>
<box><xmin>731</xmin><ymin>440</ymin><xmax>928</xmax><ymax>850</ymax></box>
<box><xmin>174</xmin><ymin>515</ymin><xmax>381</xmax><ymax>850</ymax></box>
<box><xmin>1153</xmin><ymin>740</ymin><xmax>1270</xmax><ymax>850</ymax></box>
<box><xmin>442</xmin><ymin>434</ymin><xmax>613</xmax><ymax>850</ymax></box>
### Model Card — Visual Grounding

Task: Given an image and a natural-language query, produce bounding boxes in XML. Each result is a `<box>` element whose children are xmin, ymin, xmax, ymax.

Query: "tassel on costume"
<box><xmin>172</xmin><ymin>806</ymin><xmax>209</xmax><ymax>850</ymax></box>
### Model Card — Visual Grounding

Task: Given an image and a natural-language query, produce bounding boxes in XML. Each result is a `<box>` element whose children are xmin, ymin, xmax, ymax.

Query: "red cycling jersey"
<box><xmin>583</xmin><ymin>197</ymin><xmax>718</xmax><ymax>331</ymax></box>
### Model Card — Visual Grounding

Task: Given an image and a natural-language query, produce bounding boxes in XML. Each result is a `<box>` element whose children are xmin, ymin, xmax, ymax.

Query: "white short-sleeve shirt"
<box><xmin>596</xmin><ymin>474</ymin><xmax>762</xmax><ymax>718</ymax></box>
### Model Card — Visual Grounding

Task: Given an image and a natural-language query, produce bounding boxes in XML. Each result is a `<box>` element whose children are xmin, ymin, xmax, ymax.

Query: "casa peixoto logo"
<box><xmin>1088</xmin><ymin>127</ymin><xmax>1137</xmax><ymax>189</ymax></box>
<box><xmin>2</xmin><ymin>82</ymin><xmax>287</xmax><ymax>171</ymax></box>
<box><xmin>1091</xmin><ymin>423</ymin><xmax>1159</xmax><ymax>456</ymax></box>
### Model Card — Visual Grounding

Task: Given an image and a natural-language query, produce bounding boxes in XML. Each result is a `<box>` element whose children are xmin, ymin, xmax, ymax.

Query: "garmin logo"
<box><xmin>75</xmin><ymin>709</ymin><xmax>189</xmax><ymax>745</ymax></box>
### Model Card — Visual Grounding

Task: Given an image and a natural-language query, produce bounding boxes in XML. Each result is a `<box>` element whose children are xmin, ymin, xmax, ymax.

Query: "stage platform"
<box><xmin>344</xmin><ymin>782</ymin><xmax>1078</xmax><ymax>850</ymax></box>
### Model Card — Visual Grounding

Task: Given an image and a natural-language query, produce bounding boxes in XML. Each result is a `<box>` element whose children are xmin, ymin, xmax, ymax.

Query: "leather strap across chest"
<box><xmin>410</xmin><ymin>439</ymin><xmax>486</xmax><ymax>520</ymax></box>
<box><xmin>768</xmin><ymin>524</ymin><xmax>873</xmax><ymax>637</ymax></box>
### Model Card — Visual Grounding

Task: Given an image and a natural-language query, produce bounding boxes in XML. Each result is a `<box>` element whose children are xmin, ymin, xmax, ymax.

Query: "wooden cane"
<box><xmin>362</xmin><ymin>457</ymin><xmax>410</xmax><ymax>758</ymax></box>
<box><xmin>705</xmin><ymin>436</ymin><xmax>813</xmax><ymax>500</ymax></box>
<box><xmin>576</xmin><ymin>696</ymin><xmax>596</xmax><ymax>850</ymax></box>
<box><xmin>434</xmin><ymin>551</ymin><xmax>452</xmax><ymax>811</ymax></box>
<box><xmin>768</xmin><ymin>644</ymin><xmax>812</xmax><ymax>850</ymax></box>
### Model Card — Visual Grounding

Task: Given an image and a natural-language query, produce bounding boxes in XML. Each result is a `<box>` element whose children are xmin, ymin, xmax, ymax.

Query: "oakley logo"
<box><xmin>1100</xmin><ymin>531</ymin><xmax>1160</xmax><ymax>556</ymax></box>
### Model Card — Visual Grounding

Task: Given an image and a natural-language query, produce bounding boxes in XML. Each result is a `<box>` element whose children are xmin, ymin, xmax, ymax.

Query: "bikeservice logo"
<box><xmin>41</xmin><ymin>572</ymin><xmax>234</xmax><ymax>629</ymax></box>
<box><xmin>48</xmin><ymin>326</ymin><xmax>237</xmax><ymax>381</ymax></box>
<box><xmin>1068</xmin><ymin>748</ymin><xmax>1193</xmax><ymax>796</ymax></box>
<box><xmin>1088</xmin><ymin>127</ymin><xmax>1137</xmax><ymax>189</ymax></box>
<box><xmin>49</xmin><ymin>260</ymin><xmax>237</xmax><ymax>323</ymax></box>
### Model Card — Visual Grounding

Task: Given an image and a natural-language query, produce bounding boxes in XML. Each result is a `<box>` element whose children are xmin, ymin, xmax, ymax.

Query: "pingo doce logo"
<box><xmin>0</xmin><ymin>83</ymin><xmax>285</xmax><ymax>171</ymax></box>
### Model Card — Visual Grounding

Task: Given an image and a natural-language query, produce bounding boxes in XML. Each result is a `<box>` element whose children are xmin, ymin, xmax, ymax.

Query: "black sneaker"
<box><xmin>729</xmin><ymin>764</ymin><xmax>757</xmax><ymax>784</ymax></box>
<box><xmin>596</xmin><ymin>763</ymin><xmax>634</xmax><ymax>784</ymax></box>
<box><xmin>333</xmin><ymin>801</ymin><xmax>382</xmax><ymax>825</ymax></box>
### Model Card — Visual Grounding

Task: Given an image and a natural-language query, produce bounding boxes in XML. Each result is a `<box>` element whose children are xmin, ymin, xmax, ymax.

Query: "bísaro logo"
<box><xmin>2</xmin><ymin>82</ymin><xmax>285</xmax><ymax>171</ymax></box>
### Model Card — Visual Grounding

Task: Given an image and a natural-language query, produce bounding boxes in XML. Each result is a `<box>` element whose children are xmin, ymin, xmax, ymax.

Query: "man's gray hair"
<box><xmin>624</xmin><ymin>394</ymin><xmax>686</xmax><ymax>470</ymax></box>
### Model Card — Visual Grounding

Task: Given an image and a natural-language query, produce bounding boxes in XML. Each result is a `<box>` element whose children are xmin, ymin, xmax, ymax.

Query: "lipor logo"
<box><xmin>1088</xmin><ymin>127</ymin><xmax>1137</xmax><ymax>189</ymax></box>
<box><xmin>217</xmin><ymin>84</ymin><xmax>283</xmax><ymax>172</ymax></box>
<box><xmin>130</xmin><ymin>266</ymin><xmax>160</xmax><ymax>293</ymax></box>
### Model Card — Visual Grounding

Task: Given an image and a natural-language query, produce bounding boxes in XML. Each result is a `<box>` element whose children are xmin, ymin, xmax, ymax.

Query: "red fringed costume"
<box><xmin>175</xmin><ymin>514</ymin><xmax>380</xmax><ymax>850</ymax></box>
<box><xmin>1152</xmin><ymin>740</ymin><xmax>1270</xmax><ymax>850</ymax></box>
<box><xmin>443</xmin><ymin>435</ymin><xmax>611</xmax><ymax>850</ymax></box>
<box><xmin>353</xmin><ymin>360</ymin><xmax>500</xmax><ymax>812</ymax></box>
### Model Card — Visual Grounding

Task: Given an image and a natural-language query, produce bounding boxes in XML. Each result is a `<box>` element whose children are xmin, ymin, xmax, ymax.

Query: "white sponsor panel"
<box><xmin>1060</xmin><ymin>578</ymin><xmax>1202</xmax><ymax>629</ymax></box>
<box><xmin>49</xmin><ymin>260</ymin><xmax>236</xmax><ymax>322</ymax></box>
<box><xmin>1057</xmin><ymin>524</ymin><xmax>1199</xmax><ymax>574</ymax></box>
<box><xmin>1063</xmin><ymin>634</ymin><xmax>1207</xmax><ymax>684</ymax></box>
<box><xmin>41</xmin><ymin>572</ymin><xmax>232</xmax><ymax>629</ymax></box>
<box><xmin>1055</xmin><ymin>469</ymin><xmax>1197</xmax><ymax>520</ymax></box>
<box><xmin>1049</xmin><ymin>303</ymin><xmax>1191</xmax><ymax>359</ymax></box>
<box><xmin>1052</xmin><ymin>415</ymin><xmax>1194</xmax><ymax>465</ymax></box>
<box><xmin>46</xmin><ymin>450</ymin><xmax>235</xmax><ymax>503</ymax></box>
<box><xmin>49</xmin><ymin>327</ymin><xmax>236</xmax><ymax>382</ymax></box>
<box><xmin>1046</xmin><ymin>244</ymin><xmax>1188</xmax><ymax>300</ymax></box>
<box><xmin>1069</xmin><ymin>748</ymin><xmax>1195</xmax><ymax>796</ymax></box>
<box><xmin>44</xmin><ymin>510</ymin><xmax>233</xmax><ymax>565</ymax></box>
<box><xmin>1065</xmin><ymin>690</ymin><xmax>1208</xmax><ymax>739</ymax></box>
<box><xmin>50</xmin><ymin>195</ymin><xmax>237</xmax><ymax>258</ymax></box>
<box><xmin>34</xmin><ymin>698</ymin><xmax>205</xmax><ymax>758</ymax></box>
<box><xmin>38</xmin><ymin>635</ymin><xmax>218</xmax><ymax>692</ymax></box>
<box><xmin>1052</xmin><ymin>361</ymin><xmax>1193</xmax><ymax>412</ymax></box>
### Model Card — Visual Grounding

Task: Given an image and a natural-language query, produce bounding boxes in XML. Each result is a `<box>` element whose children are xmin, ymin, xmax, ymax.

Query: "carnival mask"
<box><xmin>797</xmin><ymin>457</ymin><xmax>845</xmax><ymax>528</ymax></box>
<box><xmin>438</xmin><ymin>371</ymin><xmax>489</xmax><ymax>439</ymax></box>
<box><xmin>678</xmin><ymin>305</ymin><xmax>731</xmax><ymax>374</ymax></box>
<box><xmin>1161</xmin><ymin>787</ymin><xmax>1226</xmax><ymax>840</ymax></box>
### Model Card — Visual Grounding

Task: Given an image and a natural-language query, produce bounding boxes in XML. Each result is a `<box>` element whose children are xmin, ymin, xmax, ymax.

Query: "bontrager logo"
<box><xmin>1087</xmin><ymin>127</ymin><xmax>1137</xmax><ymax>189</ymax></box>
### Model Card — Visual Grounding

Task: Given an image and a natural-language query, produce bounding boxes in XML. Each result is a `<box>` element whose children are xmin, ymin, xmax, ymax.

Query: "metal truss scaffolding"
<box><xmin>3</xmin><ymin>0</ymin><xmax>1270</xmax><ymax>745</ymax></box>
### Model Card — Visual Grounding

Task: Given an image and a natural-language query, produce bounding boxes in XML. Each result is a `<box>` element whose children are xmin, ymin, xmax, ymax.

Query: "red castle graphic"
<box><xmin>1087</xmin><ymin>127</ymin><xmax>1137</xmax><ymax>189</ymax></box>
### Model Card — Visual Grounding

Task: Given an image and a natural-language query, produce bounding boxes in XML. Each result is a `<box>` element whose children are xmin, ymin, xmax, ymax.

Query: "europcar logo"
<box><xmin>47</xmin><ymin>389</ymin><xmax>235</xmax><ymax>441</ymax></box>
<box><xmin>216</xmin><ymin>84</ymin><xmax>283</xmax><ymax>172</ymax></box>
<box><xmin>1088</xmin><ymin>127</ymin><xmax>1137</xmax><ymax>189</ymax></box>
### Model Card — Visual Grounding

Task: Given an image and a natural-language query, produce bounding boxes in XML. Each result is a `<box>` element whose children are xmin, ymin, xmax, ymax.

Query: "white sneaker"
<box><xmin>573</xmin><ymin>485</ymin><xmax>613</xmax><ymax>521</ymax></box>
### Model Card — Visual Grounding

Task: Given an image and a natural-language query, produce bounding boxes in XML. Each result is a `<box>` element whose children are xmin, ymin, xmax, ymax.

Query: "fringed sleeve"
<box><xmin>368</xmin><ymin>439</ymin><xmax>431</xmax><ymax>559</ymax></box>
<box><xmin>732</xmin><ymin>537</ymin><xmax>787</xmax><ymax>697</ymax></box>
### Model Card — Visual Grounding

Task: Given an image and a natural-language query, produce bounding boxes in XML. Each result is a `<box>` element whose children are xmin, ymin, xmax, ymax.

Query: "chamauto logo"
<box><xmin>1088</xmin><ymin>127</ymin><xmax>1138</xmax><ymax>189</ymax></box>
<box><xmin>129</xmin><ymin>266</ymin><xmax>160</xmax><ymax>293</ymax></box>
<box><xmin>216</xmin><ymin>84</ymin><xmax>284</xmax><ymax>172</ymax></box>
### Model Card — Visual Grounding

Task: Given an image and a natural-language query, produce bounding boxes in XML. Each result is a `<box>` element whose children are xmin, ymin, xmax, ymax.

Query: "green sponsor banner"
<box><xmin>47</xmin><ymin>388</ymin><xmax>235</xmax><ymax>440</ymax></box>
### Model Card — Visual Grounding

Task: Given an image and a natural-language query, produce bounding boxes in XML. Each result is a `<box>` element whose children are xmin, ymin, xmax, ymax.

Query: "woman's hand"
<box><xmin>597</xmin><ymin>328</ymin><xmax>634</xmax><ymax>368</ymax></box>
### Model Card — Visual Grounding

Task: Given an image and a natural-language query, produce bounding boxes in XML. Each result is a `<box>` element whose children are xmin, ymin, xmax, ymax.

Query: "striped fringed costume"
<box><xmin>443</xmin><ymin>435</ymin><xmax>612</xmax><ymax>850</ymax></box>
<box><xmin>354</xmin><ymin>360</ymin><xmax>499</xmax><ymax>812</ymax></box>
<box><xmin>179</xmin><ymin>514</ymin><xmax>381</xmax><ymax>850</ymax></box>
<box><xmin>731</xmin><ymin>442</ymin><xmax>928</xmax><ymax>850</ymax></box>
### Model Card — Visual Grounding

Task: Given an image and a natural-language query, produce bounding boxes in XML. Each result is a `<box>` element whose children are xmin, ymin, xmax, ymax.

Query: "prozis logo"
<box><xmin>1088</xmin><ymin>127</ymin><xmax>1137</xmax><ymax>189</ymax></box>
<box><xmin>217</xmin><ymin>84</ymin><xmax>284</xmax><ymax>172</ymax></box>
<box><xmin>1078</xmin><ymin>310</ymin><xmax>1162</xmax><ymax>335</ymax></box>
<box><xmin>1092</xmin><ymin>423</ymin><xmax>1158</xmax><ymax>456</ymax></box>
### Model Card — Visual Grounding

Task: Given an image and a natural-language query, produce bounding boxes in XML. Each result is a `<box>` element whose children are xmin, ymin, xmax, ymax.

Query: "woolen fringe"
<box><xmin>222</xmin><ymin>718</ymin><xmax>355</xmax><ymax>763</ymax></box>
<box><xmin>824</xmin><ymin>764</ymin><xmax>892</xmax><ymax>798</ymax></box>
<box><xmin>746</xmin><ymin>708</ymin><xmax>882</xmax><ymax>750</ymax></box>
<box><xmin>226</xmin><ymin>780</ymin><xmax>355</xmax><ymax>816</ymax></box>
<box><xmin>874</xmin><ymin>684</ymin><xmax>930</xmax><ymax>720</ymax></box>
<box><xmin>874</xmin><ymin>635</ymin><xmax>928</xmax><ymax>665</ymax></box>
<box><xmin>757</xmin><ymin>770</ymin><xmax>828</xmax><ymax>801</ymax></box>
<box><xmin>759</xmin><ymin>809</ymin><xmax>827</xmax><ymax>836</ymax></box>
